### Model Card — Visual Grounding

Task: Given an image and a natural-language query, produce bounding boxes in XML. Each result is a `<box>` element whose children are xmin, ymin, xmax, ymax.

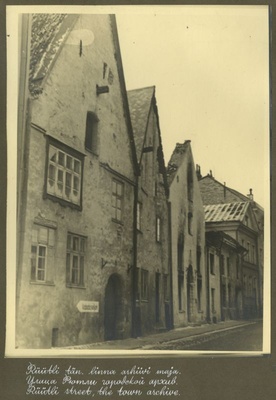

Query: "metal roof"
<box><xmin>204</xmin><ymin>202</ymin><xmax>249</xmax><ymax>223</ymax></box>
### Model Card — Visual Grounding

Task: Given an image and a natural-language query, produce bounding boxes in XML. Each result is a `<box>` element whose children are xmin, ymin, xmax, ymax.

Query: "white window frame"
<box><xmin>46</xmin><ymin>138</ymin><xmax>84</xmax><ymax>209</ymax></box>
<box><xmin>31</xmin><ymin>225</ymin><xmax>55</xmax><ymax>283</ymax></box>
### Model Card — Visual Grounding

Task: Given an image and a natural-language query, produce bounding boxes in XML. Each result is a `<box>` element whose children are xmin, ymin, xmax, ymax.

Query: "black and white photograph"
<box><xmin>6</xmin><ymin>5</ymin><xmax>269</xmax><ymax>358</ymax></box>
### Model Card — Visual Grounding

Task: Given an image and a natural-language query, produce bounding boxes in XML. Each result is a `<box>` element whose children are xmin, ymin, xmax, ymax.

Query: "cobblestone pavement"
<box><xmin>144</xmin><ymin>321</ymin><xmax>263</xmax><ymax>351</ymax></box>
<box><xmin>59</xmin><ymin>320</ymin><xmax>261</xmax><ymax>351</ymax></box>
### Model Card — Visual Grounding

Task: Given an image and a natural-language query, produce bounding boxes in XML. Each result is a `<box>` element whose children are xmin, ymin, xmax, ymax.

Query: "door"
<box><xmin>155</xmin><ymin>273</ymin><xmax>160</xmax><ymax>323</ymax></box>
<box><xmin>187</xmin><ymin>266</ymin><xmax>193</xmax><ymax>323</ymax></box>
<box><xmin>104</xmin><ymin>274</ymin><xmax>123</xmax><ymax>340</ymax></box>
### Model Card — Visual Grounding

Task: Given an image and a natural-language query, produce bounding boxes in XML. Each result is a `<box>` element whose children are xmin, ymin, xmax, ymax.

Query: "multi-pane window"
<box><xmin>187</xmin><ymin>163</ymin><xmax>194</xmax><ymax>201</ymax></box>
<box><xmin>66</xmin><ymin>233</ymin><xmax>86</xmax><ymax>287</ymax></box>
<box><xmin>178</xmin><ymin>273</ymin><xmax>184</xmax><ymax>311</ymax></box>
<box><xmin>188</xmin><ymin>212</ymin><xmax>193</xmax><ymax>235</ymax></box>
<box><xmin>137</xmin><ymin>202</ymin><xmax>142</xmax><ymax>231</ymax></box>
<box><xmin>211</xmin><ymin>288</ymin><xmax>215</xmax><ymax>313</ymax></box>
<box><xmin>227</xmin><ymin>257</ymin><xmax>230</xmax><ymax>276</ymax></box>
<box><xmin>252</xmin><ymin>245</ymin><xmax>255</xmax><ymax>263</ymax></box>
<box><xmin>220</xmin><ymin>255</ymin><xmax>225</xmax><ymax>275</ymax></box>
<box><xmin>141</xmin><ymin>269</ymin><xmax>149</xmax><ymax>300</ymax></box>
<box><xmin>112</xmin><ymin>180</ymin><xmax>123</xmax><ymax>222</ymax></box>
<box><xmin>210</xmin><ymin>253</ymin><xmax>215</xmax><ymax>275</ymax></box>
<box><xmin>31</xmin><ymin>225</ymin><xmax>55</xmax><ymax>283</ymax></box>
<box><xmin>156</xmin><ymin>217</ymin><xmax>161</xmax><ymax>242</ymax></box>
<box><xmin>163</xmin><ymin>274</ymin><xmax>170</xmax><ymax>302</ymax></box>
<box><xmin>177</xmin><ymin>235</ymin><xmax>184</xmax><ymax>271</ymax></box>
<box><xmin>47</xmin><ymin>142</ymin><xmax>83</xmax><ymax>207</ymax></box>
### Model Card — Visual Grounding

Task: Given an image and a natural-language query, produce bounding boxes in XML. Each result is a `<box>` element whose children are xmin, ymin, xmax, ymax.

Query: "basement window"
<box><xmin>85</xmin><ymin>112</ymin><xmax>99</xmax><ymax>154</ymax></box>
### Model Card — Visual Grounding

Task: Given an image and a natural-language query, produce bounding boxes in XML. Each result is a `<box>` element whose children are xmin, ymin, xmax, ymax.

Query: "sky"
<box><xmin>116</xmin><ymin>5</ymin><xmax>269</xmax><ymax>207</ymax></box>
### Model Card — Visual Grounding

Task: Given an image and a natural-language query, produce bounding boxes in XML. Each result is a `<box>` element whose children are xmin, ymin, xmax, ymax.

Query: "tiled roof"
<box><xmin>29</xmin><ymin>14</ymin><xmax>77</xmax><ymax>96</ymax></box>
<box><xmin>127</xmin><ymin>86</ymin><xmax>155</xmax><ymax>160</ymax></box>
<box><xmin>204</xmin><ymin>202</ymin><xmax>249</xmax><ymax>223</ymax></box>
<box><xmin>166</xmin><ymin>141</ymin><xmax>190</xmax><ymax>185</ymax></box>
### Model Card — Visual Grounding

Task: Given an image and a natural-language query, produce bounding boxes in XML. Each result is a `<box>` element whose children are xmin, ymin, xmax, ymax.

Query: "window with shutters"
<box><xmin>66</xmin><ymin>233</ymin><xmax>86</xmax><ymax>287</ymax></box>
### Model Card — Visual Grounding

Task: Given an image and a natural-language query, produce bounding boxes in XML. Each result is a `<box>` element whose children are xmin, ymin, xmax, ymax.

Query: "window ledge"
<box><xmin>85</xmin><ymin>148</ymin><xmax>99</xmax><ymax>157</ymax></box>
<box><xmin>30</xmin><ymin>281</ymin><xmax>55</xmax><ymax>286</ymax></box>
<box><xmin>141</xmin><ymin>299</ymin><xmax>149</xmax><ymax>303</ymax></box>
<box><xmin>112</xmin><ymin>218</ymin><xmax>124</xmax><ymax>226</ymax></box>
<box><xmin>66</xmin><ymin>284</ymin><xmax>86</xmax><ymax>289</ymax></box>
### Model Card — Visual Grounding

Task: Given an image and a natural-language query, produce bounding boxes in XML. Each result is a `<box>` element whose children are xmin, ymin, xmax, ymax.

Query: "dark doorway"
<box><xmin>104</xmin><ymin>274</ymin><xmax>123</xmax><ymax>341</ymax></box>
<box><xmin>187</xmin><ymin>265</ymin><xmax>193</xmax><ymax>323</ymax></box>
<box><xmin>155</xmin><ymin>273</ymin><xmax>160</xmax><ymax>323</ymax></box>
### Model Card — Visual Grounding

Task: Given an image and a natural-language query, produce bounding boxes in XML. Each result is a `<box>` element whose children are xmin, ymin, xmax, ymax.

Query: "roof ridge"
<box><xmin>127</xmin><ymin>85</ymin><xmax>155</xmax><ymax>93</ymax></box>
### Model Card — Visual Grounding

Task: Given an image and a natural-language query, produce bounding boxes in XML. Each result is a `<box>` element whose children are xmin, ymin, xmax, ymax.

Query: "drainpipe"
<box><xmin>206</xmin><ymin>245</ymin><xmax>211</xmax><ymax>323</ymax></box>
<box><xmin>16</xmin><ymin>14</ymin><xmax>32</xmax><ymax>341</ymax></box>
<box><xmin>131</xmin><ymin>174</ymin><xmax>139</xmax><ymax>338</ymax></box>
<box><xmin>168</xmin><ymin>200</ymin><xmax>174</xmax><ymax>329</ymax></box>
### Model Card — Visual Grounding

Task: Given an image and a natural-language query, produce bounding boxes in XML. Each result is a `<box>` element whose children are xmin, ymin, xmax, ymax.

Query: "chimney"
<box><xmin>196</xmin><ymin>164</ymin><xmax>202</xmax><ymax>180</ymax></box>
<box><xmin>224</xmin><ymin>182</ymin><xmax>226</xmax><ymax>199</ymax></box>
<box><xmin>209</xmin><ymin>170</ymin><xmax>213</xmax><ymax>177</ymax></box>
<box><xmin>247</xmin><ymin>188</ymin><xmax>254</xmax><ymax>201</ymax></box>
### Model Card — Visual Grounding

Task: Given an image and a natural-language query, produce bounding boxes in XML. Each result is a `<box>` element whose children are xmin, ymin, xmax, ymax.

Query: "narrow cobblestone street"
<box><xmin>146</xmin><ymin>320</ymin><xmax>263</xmax><ymax>351</ymax></box>
<box><xmin>60</xmin><ymin>320</ymin><xmax>263</xmax><ymax>352</ymax></box>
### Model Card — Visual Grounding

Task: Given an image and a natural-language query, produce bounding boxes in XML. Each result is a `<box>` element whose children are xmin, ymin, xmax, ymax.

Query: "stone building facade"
<box><xmin>17</xmin><ymin>14</ymin><xmax>138</xmax><ymax>348</ymax></box>
<box><xmin>206</xmin><ymin>231</ymin><xmax>245</xmax><ymax>323</ymax></box>
<box><xmin>16</xmin><ymin>13</ymin><xmax>263</xmax><ymax>350</ymax></box>
<box><xmin>167</xmin><ymin>142</ymin><xmax>206</xmax><ymax>328</ymax></box>
<box><xmin>203</xmin><ymin>201</ymin><xmax>261</xmax><ymax>319</ymax></box>
<box><xmin>127</xmin><ymin>86</ymin><xmax>172</xmax><ymax>336</ymax></box>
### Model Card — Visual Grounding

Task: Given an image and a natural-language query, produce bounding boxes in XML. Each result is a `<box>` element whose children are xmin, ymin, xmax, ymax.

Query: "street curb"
<box><xmin>141</xmin><ymin>321</ymin><xmax>257</xmax><ymax>350</ymax></box>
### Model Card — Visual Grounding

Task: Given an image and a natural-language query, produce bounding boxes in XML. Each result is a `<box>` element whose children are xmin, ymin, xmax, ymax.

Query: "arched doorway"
<box><xmin>187</xmin><ymin>265</ymin><xmax>193</xmax><ymax>323</ymax></box>
<box><xmin>104</xmin><ymin>274</ymin><xmax>124</xmax><ymax>341</ymax></box>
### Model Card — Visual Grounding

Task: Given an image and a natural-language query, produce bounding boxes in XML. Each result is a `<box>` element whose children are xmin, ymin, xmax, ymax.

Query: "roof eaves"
<box><xmin>110</xmin><ymin>15</ymin><xmax>139</xmax><ymax>176</ymax></box>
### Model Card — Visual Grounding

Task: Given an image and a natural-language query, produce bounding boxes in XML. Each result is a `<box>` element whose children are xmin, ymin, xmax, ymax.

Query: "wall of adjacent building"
<box><xmin>135</xmin><ymin>106</ymin><xmax>171</xmax><ymax>336</ymax></box>
<box><xmin>169</xmin><ymin>145</ymin><xmax>206</xmax><ymax>328</ymax></box>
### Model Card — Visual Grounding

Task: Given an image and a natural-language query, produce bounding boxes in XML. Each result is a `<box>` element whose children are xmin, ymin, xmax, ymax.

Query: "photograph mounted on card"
<box><xmin>6</xmin><ymin>4</ymin><xmax>270</xmax><ymax>357</ymax></box>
